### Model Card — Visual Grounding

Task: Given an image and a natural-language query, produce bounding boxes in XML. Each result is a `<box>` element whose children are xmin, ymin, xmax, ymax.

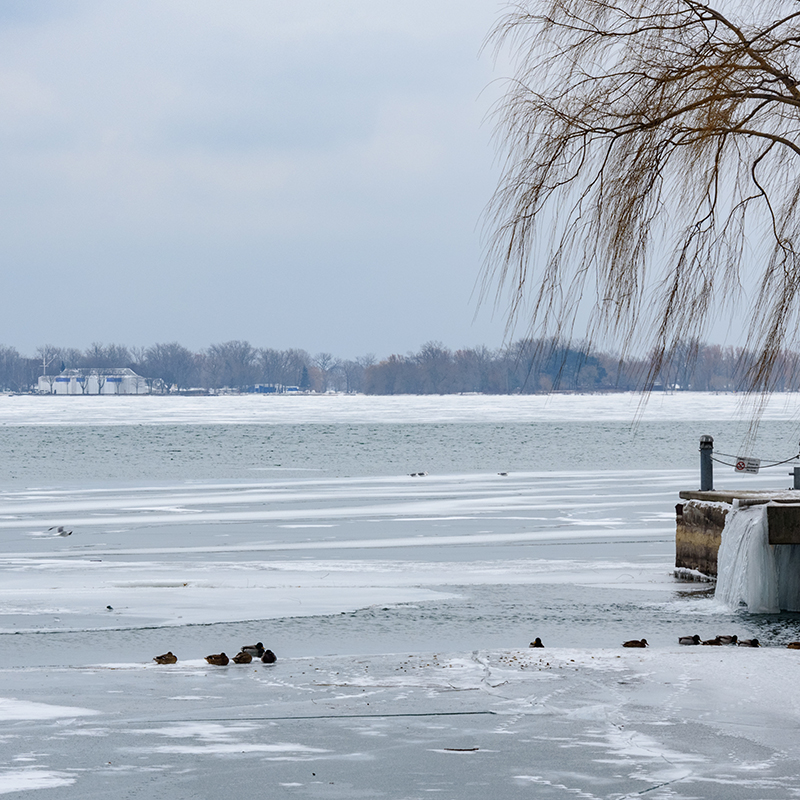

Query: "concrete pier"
<box><xmin>676</xmin><ymin>490</ymin><xmax>800</xmax><ymax>577</ymax></box>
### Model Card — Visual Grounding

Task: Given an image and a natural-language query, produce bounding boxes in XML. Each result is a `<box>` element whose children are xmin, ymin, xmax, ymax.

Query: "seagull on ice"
<box><xmin>48</xmin><ymin>526</ymin><xmax>72</xmax><ymax>536</ymax></box>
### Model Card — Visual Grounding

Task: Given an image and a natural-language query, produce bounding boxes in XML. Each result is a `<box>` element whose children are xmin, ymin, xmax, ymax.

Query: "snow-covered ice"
<box><xmin>4</xmin><ymin>648</ymin><xmax>800</xmax><ymax>798</ymax></box>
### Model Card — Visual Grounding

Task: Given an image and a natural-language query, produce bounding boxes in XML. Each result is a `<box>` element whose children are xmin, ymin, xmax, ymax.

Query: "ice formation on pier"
<box><xmin>716</xmin><ymin>502</ymin><xmax>800</xmax><ymax>613</ymax></box>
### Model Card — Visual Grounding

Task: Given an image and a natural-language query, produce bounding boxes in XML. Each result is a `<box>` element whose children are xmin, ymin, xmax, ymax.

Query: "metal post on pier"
<box><xmin>700</xmin><ymin>435</ymin><xmax>714</xmax><ymax>491</ymax></box>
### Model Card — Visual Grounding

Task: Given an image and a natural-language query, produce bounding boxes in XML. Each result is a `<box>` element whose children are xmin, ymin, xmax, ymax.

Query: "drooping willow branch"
<box><xmin>483</xmin><ymin>0</ymin><xmax>800</xmax><ymax>392</ymax></box>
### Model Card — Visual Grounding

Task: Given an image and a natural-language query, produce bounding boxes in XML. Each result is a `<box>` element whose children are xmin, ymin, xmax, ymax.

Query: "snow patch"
<box><xmin>0</xmin><ymin>770</ymin><xmax>75</xmax><ymax>794</ymax></box>
<box><xmin>0</xmin><ymin>698</ymin><xmax>98</xmax><ymax>721</ymax></box>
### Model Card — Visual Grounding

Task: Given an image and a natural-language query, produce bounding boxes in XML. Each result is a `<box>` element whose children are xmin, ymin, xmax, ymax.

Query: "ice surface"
<box><xmin>2</xmin><ymin>394</ymin><xmax>800</xmax><ymax>797</ymax></box>
<box><xmin>1</xmin><ymin>391</ymin><xmax>799</xmax><ymax>426</ymax></box>
<box><xmin>3</xmin><ymin>648</ymin><xmax>800</xmax><ymax>798</ymax></box>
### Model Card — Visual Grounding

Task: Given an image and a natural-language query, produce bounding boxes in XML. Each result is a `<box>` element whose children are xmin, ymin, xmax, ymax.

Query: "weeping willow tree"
<box><xmin>484</xmin><ymin>1</ymin><xmax>800</xmax><ymax>391</ymax></box>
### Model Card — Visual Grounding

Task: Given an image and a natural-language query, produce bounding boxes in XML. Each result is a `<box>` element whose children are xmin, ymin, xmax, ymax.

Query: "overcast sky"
<box><xmin>0</xmin><ymin>0</ymin><xmax>514</xmax><ymax>359</ymax></box>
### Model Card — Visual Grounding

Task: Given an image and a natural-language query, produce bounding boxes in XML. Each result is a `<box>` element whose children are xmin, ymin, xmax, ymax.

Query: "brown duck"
<box><xmin>232</xmin><ymin>651</ymin><xmax>253</xmax><ymax>664</ymax></box>
<box><xmin>205</xmin><ymin>652</ymin><xmax>229</xmax><ymax>666</ymax></box>
<box><xmin>153</xmin><ymin>652</ymin><xmax>178</xmax><ymax>664</ymax></box>
<box><xmin>261</xmin><ymin>649</ymin><xmax>277</xmax><ymax>664</ymax></box>
<box><xmin>529</xmin><ymin>638</ymin><xmax>544</xmax><ymax>648</ymax></box>
<box><xmin>622</xmin><ymin>639</ymin><xmax>648</xmax><ymax>648</ymax></box>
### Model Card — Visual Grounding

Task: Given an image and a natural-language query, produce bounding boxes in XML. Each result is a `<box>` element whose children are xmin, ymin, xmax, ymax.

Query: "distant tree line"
<box><xmin>1</xmin><ymin>338</ymin><xmax>799</xmax><ymax>394</ymax></box>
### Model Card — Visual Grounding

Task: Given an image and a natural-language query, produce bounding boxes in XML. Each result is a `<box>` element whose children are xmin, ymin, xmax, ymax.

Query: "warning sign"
<box><xmin>735</xmin><ymin>457</ymin><xmax>761</xmax><ymax>474</ymax></box>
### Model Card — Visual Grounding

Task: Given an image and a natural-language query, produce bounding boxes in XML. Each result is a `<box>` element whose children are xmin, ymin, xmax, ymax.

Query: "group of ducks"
<box><xmin>153</xmin><ymin>642</ymin><xmax>277</xmax><ymax>666</ymax></box>
<box><xmin>675</xmin><ymin>634</ymin><xmax>760</xmax><ymax>647</ymax></box>
<box><xmin>153</xmin><ymin>635</ymin><xmax>800</xmax><ymax>666</ymax></box>
<box><xmin>623</xmin><ymin>635</ymin><xmax>759</xmax><ymax>648</ymax></box>
<box><xmin>530</xmin><ymin>635</ymin><xmax>800</xmax><ymax>648</ymax></box>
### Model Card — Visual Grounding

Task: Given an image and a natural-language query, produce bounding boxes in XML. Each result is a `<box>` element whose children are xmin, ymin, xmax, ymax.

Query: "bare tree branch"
<box><xmin>483</xmin><ymin>0</ymin><xmax>800</xmax><ymax>393</ymax></box>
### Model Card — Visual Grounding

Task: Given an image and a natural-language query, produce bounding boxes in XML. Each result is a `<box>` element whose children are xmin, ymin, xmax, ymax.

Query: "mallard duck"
<box><xmin>678</xmin><ymin>635</ymin><xmax>701</xmax><ymax>645</ymax></box>
<box><xmin>232</xmin><ymin>651</ymin><xmax>252</xmax><ymax>664</ymax></box>
<box><xmin>702</xmin><ymin>637</ymin><xmax>722</xmax><ymax>646</ymax></box>
<box><xmin>717</xmin><ymin>635</ymin><xmax>738</xmax><ymax>645</ymax></box>
<box><xmin>261</xmin><ymin>649</ymin><xmax>277</xmax><ymax>664</ymax></box>
<box><xmin>738</xmin><ymin>638</ymin><xmax>760</xmax><ymax>647</ymax></box>
<box><xmin>622</xmin><ymin>639</ymin><xmax>648</xmax><ymax>648</ymax></box>
<box><xmin>153</xmin><ymin>651</ymin><xmax>177</xmax><ymax>664</ymax></box>
<box><xmin>787</xmin><ymin>642</ymin><xmax>800</xmax><ymax>649</ymax></box>
<box><xmin>205</xmin><ymin>652</ymin><xmax>229</xmax><ymax>666</ymax></box>
<box><xmin>241</xmin><ymin>642</ymin><xmax>265</xmax><ymax>658</ymax></box>
<box><xmin>529</xmin><ymin>638</ymin><xmax>544</xmax><ymax>648</ymax></box>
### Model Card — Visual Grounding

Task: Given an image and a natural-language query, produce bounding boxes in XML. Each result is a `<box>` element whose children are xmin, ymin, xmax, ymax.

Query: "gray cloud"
<box><xmin>0</xmin><ymin>1</ymin><xmax>506</xmax><ymax>358</ymax></box>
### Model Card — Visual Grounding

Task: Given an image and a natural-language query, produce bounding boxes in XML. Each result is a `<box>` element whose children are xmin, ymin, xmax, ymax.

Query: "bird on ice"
<box><xmin>48</xmin><ymin>526</ymin><xmax>72</xmax><ymax>536</ymax></box>
<box><xmin>678</xmin><ymin>635</ymin><xmax>701</xmax><ymax>645</ymax></box>
<box><xmin>153</xmin><ymin>652</ymin><xmax>178</xmax><ymax>664</ymax></box>
<box><xmin>261</xmin><ymin>649</ymin><xmax>277</xmax><ymax>664</ymax></box>
<box><xmin>205</xmin><ymin>653</ymin><xmax>229</xmax><ymax>666</ymax></box>
<box><xmin>622</xmin><ymin>639</ymin><xmax>648</xmax><ymax>648</ymax></box>
<box><xmin>241</xmin><ymin>642</ymin><xmax>265</xmax><ymax>658</ymax></box>
<box><xmin>232</xmin><ymin>651</ymin><xmax>252</xmax><ymax>664</ymax></box>
<box><xmin>529</xmin><ymin>638</ymin><xmax>544</xmax><ymax>648</ymax></box>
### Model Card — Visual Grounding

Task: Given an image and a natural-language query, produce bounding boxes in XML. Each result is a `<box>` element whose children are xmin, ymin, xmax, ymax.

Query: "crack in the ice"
<box><xmin>619</xmin><ymin>769</ymin><xmax>691</xmax><ymax>799</ymax></box>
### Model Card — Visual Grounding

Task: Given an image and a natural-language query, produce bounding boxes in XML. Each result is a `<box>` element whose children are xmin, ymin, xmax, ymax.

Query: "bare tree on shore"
<box><xmin>143</xmin><ymin>342</ymin><xmax>197</xmax><ymax>392</ymax></box>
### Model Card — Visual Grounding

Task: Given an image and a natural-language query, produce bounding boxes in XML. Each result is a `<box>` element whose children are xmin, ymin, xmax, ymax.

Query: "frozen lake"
<box><xmin>2</xmin><ymin>393</ymin><xmax>800</xmax><ymax>798</ymax></box>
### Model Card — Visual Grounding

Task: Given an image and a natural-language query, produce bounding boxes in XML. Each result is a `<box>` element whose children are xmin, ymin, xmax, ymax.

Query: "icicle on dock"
<box><xmin>676</xmin><ymin>435</ymin><xmax>800</xmax><ymax>612</ymax></box>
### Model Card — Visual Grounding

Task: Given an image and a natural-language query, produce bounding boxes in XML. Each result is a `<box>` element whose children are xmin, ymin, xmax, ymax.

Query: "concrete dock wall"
<box><xmin>675</xmin><ymin>500</ymin><xmax>728</xmax><ymax>577</ymax></box>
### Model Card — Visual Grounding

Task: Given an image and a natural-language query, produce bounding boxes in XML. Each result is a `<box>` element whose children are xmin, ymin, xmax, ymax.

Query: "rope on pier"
<box><xmin>711</xmin><ymin>450</ymin><xmax>800</xmax><ymax>469</ymax></box>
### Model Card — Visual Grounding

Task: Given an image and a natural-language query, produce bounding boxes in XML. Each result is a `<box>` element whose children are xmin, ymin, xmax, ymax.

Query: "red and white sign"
<box><xmin>735</xmin><ymin>457</ymin><xmax>760</xmax><ymax>474</ymax></box>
